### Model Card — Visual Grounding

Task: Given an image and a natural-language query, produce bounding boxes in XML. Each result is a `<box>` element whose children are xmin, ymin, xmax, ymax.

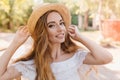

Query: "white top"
<box><xmin>12</xmin><ymin>49</ymin><xmax>88</xmax><ymax>80</ymax></box>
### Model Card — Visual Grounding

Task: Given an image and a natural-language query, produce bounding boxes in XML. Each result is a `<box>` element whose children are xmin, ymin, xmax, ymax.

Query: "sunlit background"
<box><xmin>0</xmin><ymin>0</ymin><xmax>120</xmax><ymax>80</ymax></box>
<box><xmin>1</xmin><ymin>0</ymin><xmax>120</xmax><ymax>32</ymax></box>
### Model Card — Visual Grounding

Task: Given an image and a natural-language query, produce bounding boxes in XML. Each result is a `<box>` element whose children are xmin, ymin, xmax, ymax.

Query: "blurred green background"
<box><xmin>0</xmin><ymin>0</ymin><xmax>120</xmax><ymax>32</ymax></box>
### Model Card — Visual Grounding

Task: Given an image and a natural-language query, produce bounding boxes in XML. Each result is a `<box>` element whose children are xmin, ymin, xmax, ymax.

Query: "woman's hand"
<box><xmin>68</xmin><ymin>25</ymin><xmax>112</xmax><ymax>65</ymax></box>
<box><xmin>67</xmin><ymin>25</ymin><xmax>80</xmax><ymax>41</ymax></box>
<box><xmin>12</xmin><ymin>26</ymin><xmax>30</xmax><ymax>47</ymax></box>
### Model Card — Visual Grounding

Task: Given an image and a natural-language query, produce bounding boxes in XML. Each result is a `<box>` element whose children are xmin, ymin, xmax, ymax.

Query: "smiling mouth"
<box><xmin>56</xmin><ymin>33</ymin><xmax>65</xmax><ymax>38</ymax></box>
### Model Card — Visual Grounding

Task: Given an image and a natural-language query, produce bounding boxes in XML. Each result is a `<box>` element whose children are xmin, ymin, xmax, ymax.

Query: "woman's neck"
<box><xmin>51</xmin><ymin>44</ymin><xmax>64</xmax><ymax>61</ymax></box>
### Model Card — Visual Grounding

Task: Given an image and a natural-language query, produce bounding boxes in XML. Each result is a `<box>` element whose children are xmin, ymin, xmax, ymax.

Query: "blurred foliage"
<box><xmin>44</xmin><ymin>0</ymin><xmax>58</xmax><ymax>3</ymax></box>
<box><xmin>1</xmin><ymin>0</ymin><xmax>120</xmax><ymax>32</ymax></box>
<box><xmin>0</xmin><ymin>0</ymin><xmax>33</xmax><ymax>32</ymax></box>
<box><xmin>78</xmin><ymin>0</ymin><xmax>120</xmax><ymax>19</ymax></box>
<box><xmin>102</xmin><ymin>0</ymin><xmax>120</xmax><ymax>19</ymax></box>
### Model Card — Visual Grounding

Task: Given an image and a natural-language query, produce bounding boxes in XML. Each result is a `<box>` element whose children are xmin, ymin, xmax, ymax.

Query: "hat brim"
<box><xmin>27</xmin><ymin>3</ymin><xmax>71</xmax><ymax>34</ymax></box>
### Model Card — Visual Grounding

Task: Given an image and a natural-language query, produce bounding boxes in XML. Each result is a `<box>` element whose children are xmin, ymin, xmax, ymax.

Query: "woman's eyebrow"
<box><xmin>47</xmin><ymin>21</ymin><xmax>55</xmax><ymax>25</ymax></box>
<box><xmin>47</xmin><ymin>19</ymin><xmax>63</xmax><ymax>25</ymax></box>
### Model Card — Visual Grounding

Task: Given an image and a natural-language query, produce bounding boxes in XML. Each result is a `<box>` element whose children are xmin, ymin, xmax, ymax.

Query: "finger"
<box><xmin>27</xmin><ymin>31</ymin><xmax>31</xmax><ymax>36</ymax></box>
<box><xmin>22</xmin><ymin>26</ymin><xmax>31</xmax><ymax>35</ymax></box>
<box><xmin>22</xmin><ymin>27</ymin><xmax>28</xmax><ymax>32</ymax></box>
<box><xmin>68</xmin><ymin>29</ymin><xmax>74</xmax><ymax>33</ymax></box>
<box><xmin>68</xmin><ymin>27</ymin><xmax>75</xmax><ymax>32</ymax></box>
<box><xmin>20</xmin><ymin>26</ymin><xmax>29</xmax><ymax>33</ymax></box>
<box><xmin>68</xmin><ymin>27</ymin><xmax>76</xmax><ymax>32</ymax></box>
<box><xmin>70</xmin><ymin>25</ymin><xmax>79</xmax><ymax>30</ymax></box>
<box><xmin>68</xmin><ymin>29</ymin><xmax>75</xmax><ymax>34</ymax></box>
<box><xmin>68</xmin><ymin>31</ymin><xmax>75</xmax><ymax>37</ymax></box>
<box><xmin>69</xmin><ymin>26</ymin><xmax>75</xmax><ymax>29</ymax></box>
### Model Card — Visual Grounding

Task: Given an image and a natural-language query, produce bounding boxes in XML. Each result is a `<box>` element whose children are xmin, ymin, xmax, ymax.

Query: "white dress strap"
<box><xmin>11</xmin><ymin>59</ymin><xmax>36</xmax><ymax>80</ymax></box>
<box><xmin>76</xmin><ymin>49</ymin><xmax>88</xmax><ymax>66</ymax></box>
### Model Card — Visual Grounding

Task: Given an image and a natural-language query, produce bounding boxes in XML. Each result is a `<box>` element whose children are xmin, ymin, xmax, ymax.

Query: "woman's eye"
<box><xmin>48</xmin><ymin>25</ymin><xmax>55</xmax><ymax>28</ymax></box>
<box><xmin>60</xmin><ymin>22</ymin><xmax>65</xmax><ymax>25</ymax></box>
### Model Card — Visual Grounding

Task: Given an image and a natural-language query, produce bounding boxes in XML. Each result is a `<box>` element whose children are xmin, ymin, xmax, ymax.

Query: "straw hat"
<box><xmin>27</xmin><ymin>3</ymin><xmax>71</xmax><ymax>34</ymax></box>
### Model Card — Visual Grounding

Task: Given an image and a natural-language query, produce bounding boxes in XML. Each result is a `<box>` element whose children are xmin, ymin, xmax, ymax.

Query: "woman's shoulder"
<box><xmin>11</xmin><ymin>59</ymin><xmax>36</xmax><ymax>72</ymax></box>
<box><xmin>75</xmin><ymin>49</ymin><xmax>88</xmax><ymax>57</ymax></box>
<box><xmin>74</xmin><ymin>49</ymin><xmax>89</xmax><ymax>63</ymax></box>
<box><xmin>11</xmin><ymin>59</ymin><xmax>36</xmax><ymax>80</ymax></box>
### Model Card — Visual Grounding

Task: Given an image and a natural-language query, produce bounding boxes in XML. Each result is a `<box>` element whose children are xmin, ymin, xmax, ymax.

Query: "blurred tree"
<box><xmin>102</xmin><ymin>0</ymin><xmax>120</xmax><ymax>19</ymax></box>
<box><xmin>0</xmin><ymin>0</ymin><xmax>33</xmax><ymax>31</ymax></box>
<box><xmin>1</xmin><ymin>0</ymin><xmax>120</xmax><ymax>32</ymax></box>
<box><xmin>44</xmin><ymin>0</ymin><xmax>58</xmax><ymax>3</ymax></box>
<box><xmin>79</xmin><ymin>0</ymin><xmax>99</xmax><ymax>30</ymax></box>
<box><xmin>34</xmin><ymin>0</ymin><xmax>43</xmax><ymax>5</ymax></box>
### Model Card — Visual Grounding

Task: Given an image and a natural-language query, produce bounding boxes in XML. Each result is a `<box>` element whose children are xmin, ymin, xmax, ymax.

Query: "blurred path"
<box><xmin>0</xmin><ymin>31</ymin><xmax>120</xmax><ymax>80</ymax></box>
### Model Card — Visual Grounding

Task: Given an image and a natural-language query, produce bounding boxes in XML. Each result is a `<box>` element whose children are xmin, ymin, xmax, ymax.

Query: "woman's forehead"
<box><xmin>47</xmin><ymin>12</ymin><xmax>63</xmax><ymax>23</ymax></box>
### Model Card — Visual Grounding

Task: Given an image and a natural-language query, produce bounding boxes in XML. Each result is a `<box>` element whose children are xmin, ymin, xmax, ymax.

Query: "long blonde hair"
<box><xmin>15</xmin><ymin>10</ymin><xmax>80</xmax><ymax>80</ymax></box>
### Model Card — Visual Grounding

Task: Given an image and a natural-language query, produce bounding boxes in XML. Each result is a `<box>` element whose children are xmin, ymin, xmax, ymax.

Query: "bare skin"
<box><xmin>67</xmin><ymin>25</ymin><xmax>113</xmax><ymax>64</ymax></box>
<box><xmin>0</xmin><ymin>26</ymin><xmax>30</xmax><ymax>79</ymax></box>
<box><xmin>0</xmin><ymin>12</ymin><xmax>113</xmax><ymax>80</ymax></box>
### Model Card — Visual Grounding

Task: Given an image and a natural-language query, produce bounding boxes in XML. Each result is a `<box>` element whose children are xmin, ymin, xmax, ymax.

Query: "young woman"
<box><xmin>0</xmin><ymin>3</ymin><xmax>112</xmax><ymax>80</ymax></box>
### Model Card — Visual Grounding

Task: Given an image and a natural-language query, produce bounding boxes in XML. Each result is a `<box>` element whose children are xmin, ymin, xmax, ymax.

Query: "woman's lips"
<box><xmin>56</xmin><ymin>33</ymin><xmax>65</xmax><ymax>38</ymax></box>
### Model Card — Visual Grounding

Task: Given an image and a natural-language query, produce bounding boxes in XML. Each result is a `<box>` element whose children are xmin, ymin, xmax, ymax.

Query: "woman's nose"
<box><xmin>57</xmin><ymin>25</ymin><xmax>63</xmax><ymax>31</ymax></box>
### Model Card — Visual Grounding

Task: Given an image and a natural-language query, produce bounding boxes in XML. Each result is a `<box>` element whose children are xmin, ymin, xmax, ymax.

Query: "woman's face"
<box><xmin>46</xmin><ymin>12</ymin><xmax>66</xmax><ymax>44</ymax></box>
